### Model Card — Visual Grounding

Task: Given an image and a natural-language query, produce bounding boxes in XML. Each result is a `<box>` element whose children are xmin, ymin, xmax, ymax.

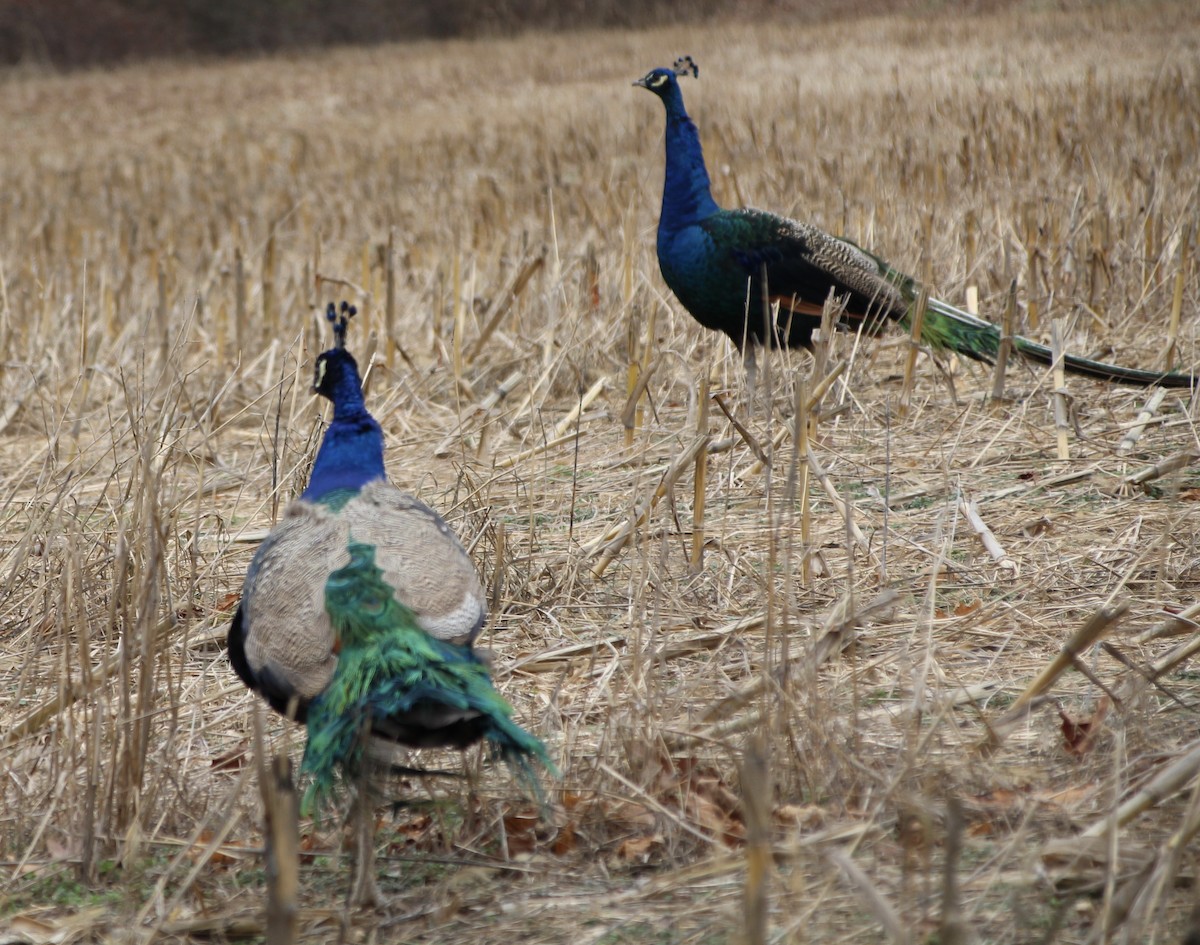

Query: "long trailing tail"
<box><xmin>883</xmin><ymin>264</ymin><xmax>1196</xmax><ymax>389</ymax></box>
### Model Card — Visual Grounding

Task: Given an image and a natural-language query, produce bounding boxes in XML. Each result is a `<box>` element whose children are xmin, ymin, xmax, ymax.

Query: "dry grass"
<box><xmin>2</xmin><ymin>4</ymin><xmax>1200</xmax><ymax>943</ymax></box>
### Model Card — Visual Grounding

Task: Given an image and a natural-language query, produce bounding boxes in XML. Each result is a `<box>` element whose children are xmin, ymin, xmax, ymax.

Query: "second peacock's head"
<box><xmin>312</xmin><ymin>301</ymin><xmax>361</xmax><ymax>401</ymax></box>
<box><xmin>633</xmin><ymin>56</ymin><xmax>698</xmax><ymax>98</ymax></box>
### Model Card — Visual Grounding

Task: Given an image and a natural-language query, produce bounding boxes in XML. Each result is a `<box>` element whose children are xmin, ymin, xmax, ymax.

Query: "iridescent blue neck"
<box><xmin>301</xmin><ymin>363</ymin><xmax>386</xmax><ymax>503</ymax></box>
<box><xmin>658</xmin><ymin>83</ymin><xmax>720</xmax><ymax>229</ymax></box>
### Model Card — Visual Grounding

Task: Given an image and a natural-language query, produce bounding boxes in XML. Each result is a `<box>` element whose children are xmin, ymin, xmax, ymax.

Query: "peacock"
<box><xmin>228</xmin><ymin>302</ymin><xmax>554</xmax><ymax>906</ymax></box>
<box><xmin>635</xmin><ymin>57</ymin><xmax>1194</xmax><ymax>390</ymax></box>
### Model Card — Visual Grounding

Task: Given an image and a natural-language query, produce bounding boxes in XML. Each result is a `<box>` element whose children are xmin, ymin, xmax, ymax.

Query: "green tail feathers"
<box><xmin>884</xmin><ymin>265</ymin><xmax>1194</xmax><ymax>388</ymax></box>
<box><xmin>300</xmin><ymin>542</ymin><xmax>555</xmax><ymax>816</ymax></box>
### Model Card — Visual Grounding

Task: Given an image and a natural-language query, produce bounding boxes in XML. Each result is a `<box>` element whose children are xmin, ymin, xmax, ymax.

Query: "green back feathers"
<box><xmin>323</xmin><ymin>541</ymin><xmax>423</xmax><ymax>647</ymax></box>
<box><xmin>301</xmin><ymin>541</ymin><xmax>554</xmax><ymax>815</ymax></box>
<box><xmin>315</xmin><ymin>488</ymin><xmax>359</xmax><ymax>514</ymax></box>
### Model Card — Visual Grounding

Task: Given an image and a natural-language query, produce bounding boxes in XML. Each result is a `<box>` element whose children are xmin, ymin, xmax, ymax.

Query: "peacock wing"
<box><xmin>234</xmin><ymin>499</ymin><xmax>346</xmax><ymax>718</ymax></box>
<box><xmin>709</xmin><ymin>208</ymin><xmax>906</xmax><ymax>336</ymax></box>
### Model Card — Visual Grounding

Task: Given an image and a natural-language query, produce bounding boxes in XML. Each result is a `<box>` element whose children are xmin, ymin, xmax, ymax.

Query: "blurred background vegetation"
<box><xmin>0</xmin><ymin>0</ymin><xmax>1023</xmax><ymax>69</ymax></box>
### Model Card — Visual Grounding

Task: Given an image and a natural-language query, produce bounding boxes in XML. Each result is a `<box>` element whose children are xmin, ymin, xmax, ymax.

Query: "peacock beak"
<box><xmin>633</xmin><ymin>77</ymin><xmax>649</xmax><ymax>89</ymax></box>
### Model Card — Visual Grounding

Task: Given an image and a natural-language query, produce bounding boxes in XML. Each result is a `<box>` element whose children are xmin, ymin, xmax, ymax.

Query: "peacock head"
<box><xmin>312</xmin><ymin>301</ymin><xmax>361</xmax><ymax>401</ymax></box>
<box><xmin>633</xmin><ymin>56</ymin><xmax>698</xmax><ymax>99</ymax></box>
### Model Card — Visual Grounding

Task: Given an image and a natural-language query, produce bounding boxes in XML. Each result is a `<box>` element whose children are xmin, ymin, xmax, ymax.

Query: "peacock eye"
<box><xmin>363</xmin><ymin>591</ymin><xmax>386</xmax><ymax>614</ymax></box>
<box><xmin>650</xmin><ymin>74</ymin><xmax>667</xmax><ymax>88</ymax></box>
<box><xmin>314</xmin><ymin>359</ymin><xmax>327</xmax><ymax>386</ymax></box>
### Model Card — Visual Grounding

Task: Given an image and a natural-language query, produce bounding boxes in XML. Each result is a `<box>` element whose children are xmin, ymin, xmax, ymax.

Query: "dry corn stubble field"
<box><xmin>2</xmin><ymin>3</ymin><xmax>1200</xmax><ymax>943</ymax></box>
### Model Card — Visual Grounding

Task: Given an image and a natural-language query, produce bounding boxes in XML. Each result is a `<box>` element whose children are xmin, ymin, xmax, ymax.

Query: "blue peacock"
<box><xmin>228</xmin><ymin>302</ymin><xmax>554</xmax><ymax>905</ymax></box>
<box><xmin>636</xmin><ymin>57</ymin><xmax>1193</xmax><ymax>389</ymax></box>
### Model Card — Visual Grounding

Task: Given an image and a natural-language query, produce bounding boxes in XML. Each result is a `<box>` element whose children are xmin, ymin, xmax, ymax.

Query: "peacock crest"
<box><xmin>672</xmin><ymin>55</ymin><xmax>697</xmax><ymax>78</ymax></box>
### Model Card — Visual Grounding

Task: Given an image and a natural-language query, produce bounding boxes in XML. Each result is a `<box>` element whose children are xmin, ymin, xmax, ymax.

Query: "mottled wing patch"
<box><xmin>239</xmin><ymin>500</ymin><xmax>345</xmax><ymax>704</ymax></box>
<box><xmin>722</xmin><ymin>208</ymin><xmax>906</xmax><ymax>318</ymax></box>
<box><xmin>786</xmin><ymin>223</ymin><xmax>902</xmax><ymax>313</ymax></box>
<box><xmin>340</xmin><ymin>481</ymin><xmax>487</xmax><ymax>646</ymax></box>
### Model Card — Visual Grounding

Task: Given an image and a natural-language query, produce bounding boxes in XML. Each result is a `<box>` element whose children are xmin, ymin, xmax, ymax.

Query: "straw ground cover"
<box><xmin>2</xmin><ymin>4</ymin><xmax>1200</xmax><ymax>942</ymax></box>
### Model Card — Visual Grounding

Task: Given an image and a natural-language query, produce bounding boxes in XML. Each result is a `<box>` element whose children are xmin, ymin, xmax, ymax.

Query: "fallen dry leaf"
<box><xmin>187</xmin><ymin>830</ymin><xmax>241</xmax><ymax>867</ymax></box>
<box><xmin>502</xmin><ymin>811</ymin><xmax>541</xmax><ymax>854</ymax></box>
<box><xmin>551</xmin><ymin>820</ymin><xmax>577</xmax><ymax>855</ymax></box>
<box><xmin>211</xmin><ymin>742</ymin><xmax>250</xmax><ymax>771</ymax></box>
<box><xmin>1058</xmin><ymin>698</ymin><xmax>1110</xmax><ymax>757</ymax></box>
<box><xmin>614</xmin><ymin>833</ymin><xmax>663</xmax><ymax>865</ymax></box>
<box><xmin>775</xmin><ymin>804</ymin><xmax>825</xmax><ymax>829</ymax></box>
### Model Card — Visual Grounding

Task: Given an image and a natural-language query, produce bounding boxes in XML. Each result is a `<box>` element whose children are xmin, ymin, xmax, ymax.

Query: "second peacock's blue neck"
<box><xmin>658</xmin><ymin>84</ymin><xmax>721</xmax><ymax>231</ymax></box>
<box><xmin>302</xmin><ymin>366</ymin><xmax>386</xmax><ymax>504</ymax></box>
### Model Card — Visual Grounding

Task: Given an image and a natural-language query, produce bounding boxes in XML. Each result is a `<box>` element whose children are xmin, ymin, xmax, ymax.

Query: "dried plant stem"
<box><xmin>691</xmin><ymin>355</ymin><xmax>711</xmax><ymax>573</ymax></box>
<box><xmin>938</xmin><ymin>797</ymin><xmax>969</xmax><ymax>945</ymax></box>
<box><xmin>990</xmin><ymin>279</ymin><xmax>1016</xmax><ymax>401</ymax></box>
<box><xmin>1080</xmin><ymin>738</ymin><xmax>1200</xmax><ymax>839</ymax></box>
<box><xmin>1136</xmin><ymin>600</ymin><xmax>1200</xmax><ymax>643</ymax></box>
<box><xmin>235</xmin><ymin>246</ymin><xmax>247</xmax><ymax>361</ymax></box>
<box><xmin>253</xmin><ymin>704</ymin><xmax>298</xmax><ymax>945</ymax></box>
<box><xmin>1117</xmin><ymin>771</ymin><xmax>1200</xmax><ymax>941</ymax></box>
<box><xmin>620</xmin><ymin>356</ymin><xmax>660</xmax><ymax>435</ymax></box>
<box><xmin>263</xmin><ymin>231</ymin><xmax>277</xmax><ymax>341</ymax></box>
<box><xmin>494</xmin><ymin>431</ymin><xmax>578</xmax><ymax>470</ymax></box>
<box><xmin>491</xmin><ymin>518</ymin><xmax>507</xmax><ymax>613</ymax></box>
<box><xmin>490</xmin><ymin>377</ymin><xmax>606</xmax><ymax>469</ymax></box>
<box><xmin>796</xmin><ymin>375</ymin><xmax>812</xmax><ymax>584</ymax></box>
<box><xmin>432</xmin><ymin>368</ymin><xmax>523</xmax><ymax>458</ymax></box>
<box><xmin>1124</xmin><ymin>449</ymin><xmax>1198</xmax><ymax>487</ymax></box>
<box><xmin>959</xmin><ymin>497</ymin><xmax>1016</xmax><ymax>574</ymax></box>
<box><xmin>451</xmin><ymin>250</ymin><xmax>465</xmax><ymax>391</ymax></box>
<box><xmin>741</xmin><ymin>736</ymin><xmax>770</xmax><ymax>945</ymax></box>
<box><xmin>736</xmin><ymin>425</ymin><xmax>790</xmax><ymax>480</ymax></box>
<box><xmin>899</xmin><ymin>287</ymin><xmax>929</xmax><ymax>416</ymax></box>
<box><xmin>1025</xmin><ymin>205</ymin><xmax>1041</xmax><ymax>331</ymax></box>
<box><xmin>995</xmin><ymin>603</ymin><xmax>1127</xmax><ymax>730</ymax></box>
<box><xmin>806</xmin><ymin>446</ymin><xmax>869</xmax><ymax>553</ymax></box>
<box><xmin>1050</xmin><ymin>318</ymin><xmax>1071</xmax><ymax>460</ymax></box>
<box><xmin>384</xmin><ymin>227</ymin><xmax>397</xmax><ymax>366</ymax></box>
<box><xmin>137</xmin><ymin>762</ymin><xmax>256</xmax><ymax>941</ymax></box>
<box><xmin>596</xmin><ymin>763</ymin><xmax>721</xmax><ymax>846</ymax></box>
<box><xmin>811</xmin><ymin>289</ymin><xmax>843</xmax><ymax>387</ymax></box>
<box><xmin>155</xmin><ymin>259</ymin><xmax>169</xmax><ymax>367</ymax></box>
<box><xmin>314</xmin><ymin>272</ymin><xmax>368</xmax><ymax>298</ymax></box>
<box><xmin>587</xmin><ymin>434</ymin><xmax>709</xmax><ymax>578</ymax></box>
<box><xmin>1166</xmin><ymin>223</ymin><xmax>1191</xmax><ymax>372</ymax></box>
<box><xmin>466</xmin><ymin>252</ymin><xmax>545</xmax><ymax>363</ymax></box>
<box><xmin>810</xmin><ymin>590</ymin><xmax>901</xmax><ymax>666</ymax></box>
<box><xmin>807</xmin><ymin>359</ymin><xmax>846</xmax><ymax>411</ymax></box>
<box><xmin>828</xmin><ymin>849</ymin><xmax>910</xmax><ymax>945</ymax></box>
<box><xmin>1117</xmin><ymin>388</ymin><xmax>1167</xmax><ymax>454</ymax></box>
<box><xmin>0</xmin><ymin>614</ymin><xmax>178</xmax><ymax>750</ymax></box>
<box><xmin>624</xmin><ymin>304</ymin><xmax>657</xmax><ymax>448</ymax></box>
